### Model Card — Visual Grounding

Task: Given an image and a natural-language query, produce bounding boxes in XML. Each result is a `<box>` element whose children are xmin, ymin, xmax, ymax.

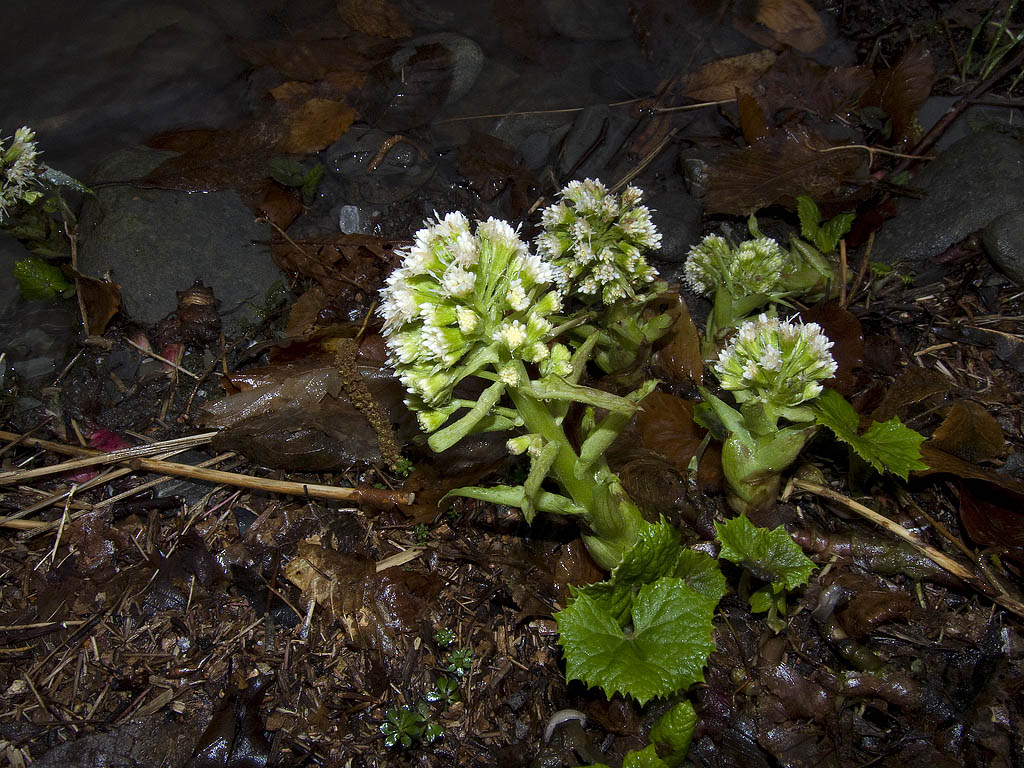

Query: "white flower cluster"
<box><xmin>0</xmin><ymin>127</ymin><xmax>41</xmax><ymax>223</ymax></box>
<box><xmin>684</xmin><ymin>234</ymin><xmax>787</xmax><ymax>298</ymax></box>
<box><xmin>714</xmin><ymin>314</ymin><xmax>837</xmax><ymax>409</ymax></box>
<box><xmin>379</xmin><ymin>212</ymin><xmax>563</xmax><ymax>409</ymax></box>
<box><xmin>536</xmin><ymin>179</ymin><xmax>661</xmax><ymax>305</ymax></box>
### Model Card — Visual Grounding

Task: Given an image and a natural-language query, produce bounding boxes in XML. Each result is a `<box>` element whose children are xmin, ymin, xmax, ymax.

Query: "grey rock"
<box><xmin>0</xmin><ymin>0</ymin><xmax>259</xmax><ymax>179</ymax></box>
<box><xmin>543</xmin><ymin>0</ymin><xmax>631</xmax><ymax>41</ymax></box>
<box><xmin>919</xmin><ymin>96</ymin><xmax>1024</xmax><ymax>152</ymax></box>
<box><xmin>647</xmin><ymin>189</ymin><xmax>704</xmax><ymax>264</ymax></box>
<box><xmin>873</xmin><ymin>132</ymin><xmax>1024</xmax><ymax>264</ymax></box>
<box><xmin>516</xmin><ymin>132</ymin><xmax>553</xmax><ymax>171</ymax></box>
<box><xmin>327</xmin><ymin>126</ymin><xmax>436</xmax><ymax>206</ymax></box>
<box><xmin>78</xmin><ymin>147</ymin><xmax>279</xmax><ymax>326</ymax></box>
<box><xmin>982</xmin><ymin>210</ymin><xmax>1024</xmax><ymax>286</ymax></box>
<box><xmin>558</xmin><ymin>104</ymin><xmax>635</xmax><ymax>180</ymax></box>
<box><xmin>391</xmin><ymin>33</ymin><xmax>484</xmax><ymax>107</ymax></box>
<box><xmin>337</xmin><ymin>204</ymin><xmax>383</xmax><ymax>235</ymax></box>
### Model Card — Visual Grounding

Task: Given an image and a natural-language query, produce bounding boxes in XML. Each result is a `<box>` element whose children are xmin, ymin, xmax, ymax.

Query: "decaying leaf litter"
<box><xmin>2</xmin><ymin>0</ymin><xmax>1024</xmax><ymax>766</ymax></box>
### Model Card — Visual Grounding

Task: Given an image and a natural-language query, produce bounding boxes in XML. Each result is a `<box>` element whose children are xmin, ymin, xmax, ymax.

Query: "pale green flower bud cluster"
<box><xmin>536</xmin><ymin>179</ymin><xmax>661</xmax><ymax>305</ymax></box>
<box><xmin>379</xmin><ymin>212</ymin><xmax>562</xmax><ymax>409</ymax></box>
<box><xmin>0</xmin><ymin>127</ymin><xmax>41</xmax><ymax>223</ymax></box>
<box><xmin>714</xmin><ymin>314</ymin><xmax>837</xmax><ymax>410</ymax></box>
<box><xmin>684</xmin><ymin>234</ymin><xmax>788</xmax><ymax>298</ymax></box>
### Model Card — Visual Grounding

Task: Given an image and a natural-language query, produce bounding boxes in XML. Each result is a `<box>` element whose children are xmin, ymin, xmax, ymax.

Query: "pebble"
<box><xmin>543</xmin><ymin>0</ymin><xmax>632</xmax><ymax>41</ymax></box>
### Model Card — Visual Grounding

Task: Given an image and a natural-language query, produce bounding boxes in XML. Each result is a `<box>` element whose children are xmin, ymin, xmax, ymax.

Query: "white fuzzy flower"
<box><xmin>536</xmin><ymin>178</ymin><xmax>661</xmax><ymax>307</ymax></box>
<box><xmin>506</xmin><ymin>278</ymin><xmax>528</xmax><ymax>311</ymax></box>
<box><xmin>496</xmin><ymin>320</ymin><xmax>528</xmax><ymax>349</ymax></box>
<box><xmin>442</xmin><ymin>265</ymin><xmax>476</xmax><ymax>297</ymax></box>
<box><xmin>498</xmin><ymin>364</ymin><xmax>520</xmax><ymax>386</ymax></box>
<box><xmin>714</xmin><ymin>314</ymin><xmax>836</xmax><ymax>410</ymax></box>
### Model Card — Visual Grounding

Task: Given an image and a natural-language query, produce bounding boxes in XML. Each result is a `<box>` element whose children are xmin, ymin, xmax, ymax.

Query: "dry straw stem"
<box><xmin>0</xmin><ymin>429</ymin><xmax>413</xmax><ymax>509</ymax></box>
<box><xmin>789</xmin><ymin>477</ymin><xmax>1024</xmax><ymax>620</ymax></box>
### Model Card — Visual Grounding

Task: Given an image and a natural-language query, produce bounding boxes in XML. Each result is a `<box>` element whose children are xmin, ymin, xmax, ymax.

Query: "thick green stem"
<box><xmin>506</xmin><ymin>361</ymin><xmax>645</xmax><ymax>570</ymax></box>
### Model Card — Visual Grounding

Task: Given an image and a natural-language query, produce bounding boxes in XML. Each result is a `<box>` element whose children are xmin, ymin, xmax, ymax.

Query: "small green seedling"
<box><xmin>433</xmin><ymin>628</ymin><xmax>456</xmax><ymax>648</ymax></box>
<box><xmin>425</xmin><ymin>675</ymin><xmax>460</xmax><ymax>708</ymax></box>
<box><xmin>446</xmin><ymin>647</ymin><xmax>473</xmax><ymax>677</ymax></box>
<box><xmin>379</xmin><ymin>703</ymin><xmax>442</xmax><ymax>748</ymax></box>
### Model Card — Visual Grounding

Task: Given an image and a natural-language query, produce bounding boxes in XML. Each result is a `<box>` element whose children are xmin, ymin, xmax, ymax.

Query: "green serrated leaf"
<box><xmin>715</xmin><ymin>513</ymin><xmax>815</xmax><ymax>591</ymax></box>
<box><xmin>301</xmin><ymin>164</ymin><xmax>324</xmax><ymax>205</ymax></box>
<box><xmin>674</xmin><ymin>549</ymin><xmax>727</xmax><ymax>602</ymax></box>
<box><xmin>650</xmin><ymin>701</ymin><xmax>696</xmax><ymax>767</ymax></box>
<box><xmin>810</xmin><ymin>388</ymin><xmax>927</xmax><ymax>480</ymax></box>
<box><xmin>13</xmin><ymin>257</ymin><xmax>74</xmax><ymax>301</ymax></box>
<box><xmin>267</xmin><ymin>156</ymin><xmax>306</xmax><ymax>186</ymax></box>
<box><xmin>623</xmin><ymin>745</ymin><xmax>671</xmax><ymax>768</ymax></box>
<box><xmin>796</xmin><ymin>195</ymin><xmax>821</xmax><ymax>241</ymax></box>
<box><xmin>556</xmin><ymin>577</ymin><xmax>717</xmax><ymax>705</ymax></box>
<box><xmin>748</xmin><ymin>584</ymin><xmax>780</xmax><ymax>614</ymax></box>
<box><xmin>817</xmin><ymin>212</ymin><xmax>855</xmax><ymax>252</ymax></box>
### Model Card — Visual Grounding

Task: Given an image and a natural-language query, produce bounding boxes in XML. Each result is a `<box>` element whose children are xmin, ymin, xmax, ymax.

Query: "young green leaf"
<box><xmin>796</xmin><ymin>195</ymin><xmax>821</xmax><ymax>242</ymax></box>
<box><xmin>649</xmin><ymin>701</ymin><xmax>697</xmax><ymax>767</ymax></box>
<box><xmin>556</xmin><ymin>577</ymin><xmax>717</xmax><ymax>705</ymax></box>
<box><xmin>715</xmin><ymin>513</ymin><xmax>815</xmax><ymax>591</ymax></box>
<box><xmin>13</xmin><ymin>256</ymin><xmax>74</xmax><ymax>301</ymax></box>
<box><xmin>573</xmin><ymin>521</ymin><xmax>725</xmax><ymax>625</ymax></box>
<box><xmin>810</xmin><ymin>388</ymin><xmax>927</xmax><ymax>480</ymax></box>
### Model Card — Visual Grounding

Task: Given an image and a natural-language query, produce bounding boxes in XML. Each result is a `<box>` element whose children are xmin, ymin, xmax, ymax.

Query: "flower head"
<box><xmin>684</xmin><ymin>234</ymin><xmax>787</xmax><ymax>298</ymax></box>
<box><xmin>0</xmin><ymin>126</ymin><xmax>42</xmax><ymax>223</ymax></box>
<box><xmin>536</xmin><ymin>179</ymin><xmax>660</xmax><ymax>306</ymax></box>
<box><xmin>380</xmin><ymin>214</ymin><xmax>561</xmax><ymax>407</ymax></box>
<box><xmin>713</xmin><ymin>314</ymin><xmax>837</xmax><ymax>409</ymax></box>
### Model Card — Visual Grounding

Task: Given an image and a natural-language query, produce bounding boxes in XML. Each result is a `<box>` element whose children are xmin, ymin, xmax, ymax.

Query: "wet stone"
<box><xmin>325</xmin><ymin>126</ymin><xmax>436</xmax><ymax>206</ymax></box>
<box><xmin>543</xmin><ymin>0</ymin><xmax>632</xmax><ymax>41</ymax></box>
<box><xmin>982</xmin><ymin>209</ymin><xmax>1024</xmax><ymax>286</ymax></box>
<box><xmin>557</xmin><ymin>103</ymin><xmax>636</xmax><ymax>180</ymax></box>
<box><xmin>77</xmin><ymin>147</ymin><xmax>279</xmax><ymax>326</ymax></box>
<box><xmin>873</xmin><ymin>131</ymin><xmax>1024</xmax><ymax>265</ymax></box>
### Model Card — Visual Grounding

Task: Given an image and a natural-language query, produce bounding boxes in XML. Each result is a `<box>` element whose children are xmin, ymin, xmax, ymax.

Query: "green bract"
<box><xmin>379</xmin><ymin>212</ymin><xmax>562</xmax><ymax>413</ymax></box>
<box><xmin>537</xmin><ymin>179</ymin><xmax>660</xmax><ymax>305</ymax></box>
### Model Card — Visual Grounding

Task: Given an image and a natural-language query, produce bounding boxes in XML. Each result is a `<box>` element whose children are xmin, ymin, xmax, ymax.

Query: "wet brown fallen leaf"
<box><xmin>755</xmin><ymin>49</ymin><xmax>873</xmax><ymax>122</ymax></box>
<box><xmin>457</xmin><ymin>131</ymin><xmax>537</xmax><ymax>218</ymax></box>
<box><xmin>635</xmin><ymin>392</ymin><xmax>721</xmax><ymax>489</ymax></box>
<box><xmin>705</xmin><ymin>126</ymin><xmax>864</xmax><ymax>215</ymax></box>
<box><xmin>652</xmin><ymin>291</ymin><xmax>704</xmax><ymax>387</ymax></box>
<box><xmin>861</xmin><ymin>40</ymin><xmax>934</xmax><ymax>146</ymax></box>
<box><xmin>684</xmin><ymin>50</ymin><xmax>777</xmax><ymax>103</ymax></box>
<box><xmin>337</xmin><ymin>0</ymin><xmax>411</xmax><ymax>39</ymax></box>
<box><xmin>958</xmin><ymin>480</ymin><xmax>1024</xmax><ymax>559</ymax></box>
<box><xmin>64</xmin><ymin>267</ymin><xmax>121</xmax><ymax>336</ymax></box>
<box><xmin>800</xmin><ymin>303</ymin><xmax>863</xmax><ymax>396</ymax></box>
<box><xmin>870</xmin><ymin>366</ymin><xmax>950</xmax><ymax>422</ymax></box>
<box><xmin>277</xmin><ymin>97</ymin><xmax>356</xmax><ymax>154</ymax></box>
<box><xmin>929</xmin><ymin>400</ymin><xmax>1007</xmax><ymax>464</ymax></box>
<box><xmin>737</xmin><ymin>0</ymin><xmax>828</xmax><ymax>53</ymax></box>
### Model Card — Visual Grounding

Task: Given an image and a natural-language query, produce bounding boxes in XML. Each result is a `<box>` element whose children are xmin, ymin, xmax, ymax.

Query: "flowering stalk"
<box><xmin>684</xmin><ymin>223</ymin><xmax>834</xmax><ymax>351</ymax></box>
<box><xmin>380</xmin><ymin>211</ymin><xmax>653</xmax><ymax>569</ymax></box>
<box><xmin>698</xmin><ymin>314</ymin><xmax>837</xmax><ymax>514</ymax></box>
<box><xmin>536</xmin><ymin>179</ymin><xmax>671</xmax><ymax>374</ymax></box>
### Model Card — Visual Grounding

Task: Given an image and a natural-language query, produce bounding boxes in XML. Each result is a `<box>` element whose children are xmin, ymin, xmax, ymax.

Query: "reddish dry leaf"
<box><xmin>756</xmin><ymin>49</ymin><xmax>873</xmax><ymax>121</ymax></box>
<box><xmin>65</xmin><ymin>268</ymin><xmax>121</xmax><ymax>336</ymax></box>
<box><xmin>337</xmin><ymin>0</ymin><xmax>411</xmax><ymax>39</ymax></box>
<box><xmin>705</xmin><ymin>126</ymin><xmax>864</xmax><ymax>215</ymax></box>
<box><xmin>738</xmin><ymin>0</ymin><xmax>828</xmax><ymax>52</ymax></box>
<box><xmin>929</xmin><ymin>400</ymin><xmax>1007</xmax><ymax>464</ymax></box>
<box><xmin>870</xmin><ymin>366</ymin><xmax>950</xmax><ymax>423</ymax></box>
<box><xmin>918</xmin><ymin>444</ymin><xmax>1024</xmax><ymax>496</ymax></box>
<box><xmin>230</xmin><ymin>35</ymin><xmax>394</xmax><ymax>83</ymax></box>
<box><xmin>683</xmin><ymin>50</ymin><xmax>777</xmax><ymax>102</ymax></box>
<box><xmin>861</xmin><ymin>40</ymin><xmax>934</xmax><ymax>146</ymax></box>
<box><xmin>652</xmin><ymin>291</ymin><xmax>704</xmax><ymax>387</ymax></box>
<box><xmin>271</xmin><ymin>232</ymin><xmax>402</xmax><ymax>300</ymax></box>
<box><xmin>456</xmin><ymin>132</ymin><xmax>537</xmax><ymax>217</ymax></box>
<box><xmin>799</xmin><ymin>303</ymin><xmax>863</xmax><ymax>396</ymax></box>
<box><xmin>257</xmin><ymin>183</ymin><xmax>303</xmax><ymax>232</ymax></box>
<box><xmin>635</xmin><ymin>392</ymin><xmax>721</xmax><ymax>488</ymax></box>
<box><xmin>737</xmin><ymin>87</ymin><xmax>769</xmax><ymax>144</ymax></box>
<box><xmin>277</xmin><ymin>97</ymin><xmax>356</xmax><ymax>153</ymax></box>
<box><xmin>958</xmin><ymin>480</ymin><xmax>1024</xmax><ymax>558</ymax></box>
